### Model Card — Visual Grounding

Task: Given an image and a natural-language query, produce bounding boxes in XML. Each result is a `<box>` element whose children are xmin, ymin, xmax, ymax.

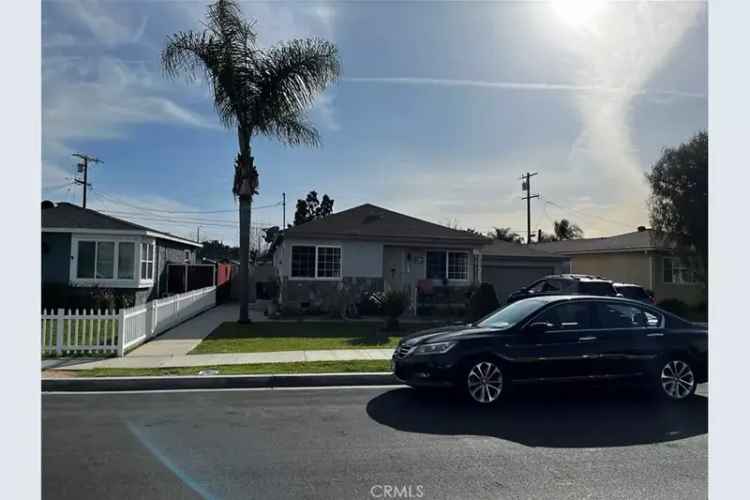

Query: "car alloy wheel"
<box><xmin>660</xmin><ymin>359</ymin><xmax>695</xmax><ymax>400</ymax></box>
<box><xmin>467</xmin><ymin>361</ymin><xmax>504</xmax><ymax>404</ymax></box>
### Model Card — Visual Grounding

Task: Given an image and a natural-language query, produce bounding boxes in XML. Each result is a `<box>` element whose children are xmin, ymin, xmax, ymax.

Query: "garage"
<box><xmin>480</xmin><ymin>241</ymin><xmax>569</xmax><ymax>304</ymax></box>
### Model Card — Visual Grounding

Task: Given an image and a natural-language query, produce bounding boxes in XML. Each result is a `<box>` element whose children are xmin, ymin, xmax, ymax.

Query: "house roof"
<box><xmin>42</xmin><ymin>202</ymin><xmax>202</xmax><ymax>248</ymax></box>
<box><xmin>283</xmin><ymin>203</ymin><xmax>488</xmax><ymax>245</ymax></box>
<box><xmin>534</xmin><ymin>229</ymin><xmax>670</xmax><ymax>255</ymax></box>
<box><xmin>481</xmin><ymin>240</ymin><xmax>568</xmax><ymax>260</ymax></box>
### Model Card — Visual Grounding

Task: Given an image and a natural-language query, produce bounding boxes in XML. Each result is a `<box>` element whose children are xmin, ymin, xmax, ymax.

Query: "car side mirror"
<box><xmin>526</xmin><ymin>321</ymin><xmax>552</xmax><ymax>336</ymax></box>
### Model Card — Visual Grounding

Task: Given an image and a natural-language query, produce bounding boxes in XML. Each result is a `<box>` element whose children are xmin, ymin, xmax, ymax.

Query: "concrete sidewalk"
<box><xmin>125</xmin><ymin>302</ymin><xmax>241</xmax><ymax>357</ymax></box>
<box><xmin>44</xmin><ymin>347</ymin><xmax>395</xmax><ymax>370</ymax></box>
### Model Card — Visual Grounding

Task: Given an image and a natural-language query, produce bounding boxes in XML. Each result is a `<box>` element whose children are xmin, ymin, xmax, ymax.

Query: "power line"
<box><xmin>541</xmin><ymin>197</ymin><xmax>634</xmax><ymax>229</ymax></box>
<box><xmin>92</xmin><ymin>189</ymin><xmax>282</xmax><ymax>214</ymax></box>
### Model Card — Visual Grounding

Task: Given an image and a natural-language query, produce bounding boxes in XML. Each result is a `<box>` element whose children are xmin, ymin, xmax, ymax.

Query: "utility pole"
<box><xmin>196</xmin><ymin>226</ymin><xmax>201</xmax><ymax>243</ymax></box>
<box><xmin>282</xmin><ymin>192</ymin><xmax>286</xmax><ymax>228</ymax></box>
<box><xmin>72</xmin><ymin>153</ymin><xmax>102</xmax><ymax>209</ymax></box>
<box><xmin>520</xmin><ymin>172</ymin><xmax>539</xmax><ymax>244</ymax></box>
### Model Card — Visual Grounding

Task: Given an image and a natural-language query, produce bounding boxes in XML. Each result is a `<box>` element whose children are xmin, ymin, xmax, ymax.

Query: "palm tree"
<box><xmin>162</xmin><ymin>0</ymin><xmax>340</xmax><ymax>323</ymax></box>
<box><xmin>553</xmin><ymin>219</ymin><xmax>584</xmax><ymax>240</ymax></box>
<box><xmin>491</xmin><ymin>227</ymin><xmax>523</xmax><ymax>244</ymax></box>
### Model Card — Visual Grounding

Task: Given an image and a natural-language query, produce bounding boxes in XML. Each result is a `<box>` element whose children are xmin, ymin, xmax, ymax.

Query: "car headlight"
<box><xmin>413</xmin><ymin>341</ymin><xmax>457</xmax><ymax>356</ymax></box>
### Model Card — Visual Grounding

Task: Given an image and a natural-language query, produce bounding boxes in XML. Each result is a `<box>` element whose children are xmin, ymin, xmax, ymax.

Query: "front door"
<box><xmin>382</xmin><ymin>247</ymin><xmax>403</xmax><ymax>292</ymax></box>
<box><xmin>504</xmin><ymin>301</ymin><xmax>599</xmax><ymax>381</ymax></box>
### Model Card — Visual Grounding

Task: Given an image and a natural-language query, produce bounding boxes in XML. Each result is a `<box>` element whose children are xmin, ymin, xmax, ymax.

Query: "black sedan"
<box><xmin>392</xmin><ymin>295</ymin><xmax>707</xmax><ymax>405</ymax></box>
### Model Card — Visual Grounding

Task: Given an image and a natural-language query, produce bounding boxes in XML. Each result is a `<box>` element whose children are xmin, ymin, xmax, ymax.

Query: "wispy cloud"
<box><xmin>344</xmin><ymin>77</ymin><xmax>705</xmax><ymax>99</ymax></box>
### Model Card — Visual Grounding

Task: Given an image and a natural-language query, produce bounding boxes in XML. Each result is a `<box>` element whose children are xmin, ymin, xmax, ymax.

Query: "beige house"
<box><xmin>536</xmin><ymin>228</ymin><xmax>705</xmax><ymax>306</ymax></box>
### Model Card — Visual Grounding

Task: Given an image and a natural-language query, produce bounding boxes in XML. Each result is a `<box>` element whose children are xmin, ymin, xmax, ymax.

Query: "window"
<box><xmin>528</xmin><ymin>280</ymin><xmax>547</xmax><ymax>293</ymax></box>
<box><xmin>117</xmin><ymin>242</ymin><xmax>135</xmax><ymax>279</ymax></box>
<box><xmin>593</xmin><ymin>302</ymin><xmax>661</xmax><ymax>329</ymax></box>
<box><xmin>291</xmin><ymin>246</ymin><xmax>316</xmax><ymax>277</ymax></box>
<box><xmin>95</xmin><ymin>242</ymin><xmax>115</xmax><ymax>279</ymax></box>
<box><xmin>76</xmin><ymin>241</ymin><xmax>95</xmax><ymax>279</ymax></box>
<box><xmin>534</xmin><ymin>303</ymin><xmax>593</xmax><ymax>331</ymax></box>
<box><xmin>291</xmin><ymin>245</ymin><xmax>341</xmax><ymax>279</ymax></box>
<box><xmin>663</xmin><ymin>257</ymin><xmax>698</xmax><ymax>284</ymax></box>
<box><xmin>317</xmin><ymin>247</ymin><xmax>341</xmax><ymax>278</ymax></box>
<box><xmin>448</xmin><ymin>252</ymin><xmax>468</xmax><ymax>280</ymax></box>
<box><xmin>140</xmin><ymin>242</ymin><xmax>155</xmax><ymax>280</ymax></box>
<box><xmin>426</xmin><ymin>251</ymin><xmax>446</xmax><ymax>279</ymax></box>
<box><xmin>426</xmin><ymin>250</ymin><xmax>469</xmax><ymax>281</ymax></box>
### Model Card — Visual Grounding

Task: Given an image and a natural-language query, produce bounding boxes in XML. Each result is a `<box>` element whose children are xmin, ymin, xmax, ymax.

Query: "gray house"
<box><xmin>273</xmin><ymin>204</ymin><xmax>487</xmax><ymax>314</ymax></box>
<box><xmin>42</xmin><ymin>201</ymin><xmax>202</xmax><ymax>307</ymax></box>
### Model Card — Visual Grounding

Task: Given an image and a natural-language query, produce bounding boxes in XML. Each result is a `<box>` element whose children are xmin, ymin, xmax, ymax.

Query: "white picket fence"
<box><xmin>42</xmin><ymin>286</ymin><xmax>217</xmax><ymax>357</ymax></box>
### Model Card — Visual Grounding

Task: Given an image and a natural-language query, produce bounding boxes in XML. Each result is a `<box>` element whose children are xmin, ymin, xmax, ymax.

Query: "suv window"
<box><xmin>615</xmin><ymin>286</ymin><xmax>649</xmax><ymax>301</ymax></box>
<box><xmin>533</xmin><ymin>302</ymin><xmax>593</xmax><ymax>331</ymax></box>
<box><xmin>593</xmin><ymin>302</ymin><xmax>661</xmax><ymax>329</ymax></box>
<box><xmin>528</xmin><ymin>280</ymin><xmax>547</xmax><ymax>293</ymax></box>
<box><xmin>578</xmin><ymin>281</ymin><xmax>616</xmax><ymax>296</ymax></box>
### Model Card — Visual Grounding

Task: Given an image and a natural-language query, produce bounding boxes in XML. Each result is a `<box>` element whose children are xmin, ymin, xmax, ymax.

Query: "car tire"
<box><xmin>652</xmin><ymin>357</ymin><xmax>697</xmax><ymax>402</ymax></box>
<box><xmin>462</xmin><ymin>358</ymin><xmax>506</xmax><ymax>405</ymax></box>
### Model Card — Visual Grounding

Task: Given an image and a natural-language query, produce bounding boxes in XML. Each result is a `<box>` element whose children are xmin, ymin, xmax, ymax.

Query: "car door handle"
<box><xmin>646</xmin><ymin>332</ymin><xmax>664</xmax><ymax>337</ymax></box>
<box><xmin>578</xmin><ymin>336</ymin><xmax>597</xmax><ymax>341</ymax></box>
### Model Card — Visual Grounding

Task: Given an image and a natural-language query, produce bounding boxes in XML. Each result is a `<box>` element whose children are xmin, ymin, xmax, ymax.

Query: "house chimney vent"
<box><xmin>41</xmin><ymin>200</ymin><xmax>55</xmax><ymax>209</ymax></box>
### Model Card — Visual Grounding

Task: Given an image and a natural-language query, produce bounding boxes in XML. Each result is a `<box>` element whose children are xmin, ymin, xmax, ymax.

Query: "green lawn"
<box><xmin>189</xmin><ymin>321</ymin><xmax>432</xmax><ymax>354</ymax></box>
<box><xmin>69</xmin><ymin>360</ymin><xmax>392</xmax><ymax>377</ymax></box>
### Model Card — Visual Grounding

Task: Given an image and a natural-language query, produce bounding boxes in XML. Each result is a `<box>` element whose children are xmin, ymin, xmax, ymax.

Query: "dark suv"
<box><xmin>506</xmin><ymin>274</ymin><xmax>618</xmax><ymax>304</ymax></box>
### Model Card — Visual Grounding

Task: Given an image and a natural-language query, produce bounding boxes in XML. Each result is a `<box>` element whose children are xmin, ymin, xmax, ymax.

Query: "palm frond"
<box><xmin>250</xmin><ymin>38</ymin><xmax>340</xmax><ymax>145</ymax></box>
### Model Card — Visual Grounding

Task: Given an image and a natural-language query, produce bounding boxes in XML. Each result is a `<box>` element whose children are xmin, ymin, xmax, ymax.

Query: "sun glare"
<box><xmin>553</xmin><ymin>0</ymin><xmax>605</xmax><ymax>28</ymax></box>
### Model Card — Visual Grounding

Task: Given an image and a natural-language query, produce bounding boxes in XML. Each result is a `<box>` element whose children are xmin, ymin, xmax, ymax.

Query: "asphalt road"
<box><xmin>43</xmin><ymin>384</ymin><xmax>707</xmax><ymax>500</ymax></box>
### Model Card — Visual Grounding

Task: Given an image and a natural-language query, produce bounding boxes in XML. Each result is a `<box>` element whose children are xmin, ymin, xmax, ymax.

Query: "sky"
<box><xmin>41</xmin><ymin>0</ymin><xmax>707</xmax><ymax>246</ymax></box>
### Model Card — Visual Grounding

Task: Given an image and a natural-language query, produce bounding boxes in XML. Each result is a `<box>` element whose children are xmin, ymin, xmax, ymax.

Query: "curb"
<box><xmin>42</xmin><ymin>372</ymin><xmax>401</xmax><ymax>392</ymax></box>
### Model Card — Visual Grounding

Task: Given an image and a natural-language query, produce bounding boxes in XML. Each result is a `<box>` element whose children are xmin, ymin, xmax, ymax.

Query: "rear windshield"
<box><xmin>578</xmin><ymin>281</ymin><xmax>616</xmax><ymax>295</ymax></box>
<box><xmin>477</xmin><ymin>299</ymin><xmax>548</xmax><ymax>329</ymax></box>
<box><xmin>616</xmin><ymin>286</ymin><xmax>649</xmax><ymax>300</ymax></box>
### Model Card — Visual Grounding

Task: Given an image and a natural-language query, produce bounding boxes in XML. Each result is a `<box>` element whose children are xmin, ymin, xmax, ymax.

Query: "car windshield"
<box><xmin>477</xmin><ymin>299</ymin><xmax>548</xmax><ymax>329</ymax></box>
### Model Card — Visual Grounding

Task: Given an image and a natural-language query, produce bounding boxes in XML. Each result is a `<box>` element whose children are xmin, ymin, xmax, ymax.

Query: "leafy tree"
<box><xmin>293</xmin><ymin>190</ymin><xmax>334</xmax><ymax>225</ymax></box>
<box><xmin>163</xmin><ymin>0</ymin><xmax>340</xmax><ymax>322</ymax></box>
<box><xmin>553</xmin><ymin>219</ymin><xmax>583</xmax><ymax>240</ymax></box>
<box><xmin>491</xmin><ymin>227</ymin><xmax>523</xmax><ymax>243</ymax></box>
<box><xmin>198</xmin><ymin>240</ymin><xmax>239</xmax><ymax>261</ymax></box>
<box><xmin>647</xmin><ymin>131</ymin><xmax>708</xmax><ymax>282</ymax></box>
<box><xmin>263</xmin><ymin>226</ymin><xmax>280</xmax><ymax>244</ymax></box>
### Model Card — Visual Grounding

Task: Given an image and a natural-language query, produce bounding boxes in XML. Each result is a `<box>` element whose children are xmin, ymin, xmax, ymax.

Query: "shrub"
<box><xmin>468</xmin><ymin>283</ymin><xmax>500</xmax><ymax>322</ymax></box>
<box><xmin>382</xmin><ymin>289</ymin><xmax>410</xmax><ymax>331</ymax></box>
<box><xmin>657</xmin><ymin>298</ymin><xmax>689</xmax><ymax>318</ymax></box>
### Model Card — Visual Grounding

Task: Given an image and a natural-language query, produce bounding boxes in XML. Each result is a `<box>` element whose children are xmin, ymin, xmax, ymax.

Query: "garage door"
<box><xmin>482</xmin><ymin>265</ymin><xmax>554</xmax><ymax>304</ymax></box>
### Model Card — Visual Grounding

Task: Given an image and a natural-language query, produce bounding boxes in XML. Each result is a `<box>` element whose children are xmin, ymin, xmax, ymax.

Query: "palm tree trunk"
<box><xmin>238</xmin><ymin>125</ymin><xmax>252</xmax><ymax>323</ymax></box>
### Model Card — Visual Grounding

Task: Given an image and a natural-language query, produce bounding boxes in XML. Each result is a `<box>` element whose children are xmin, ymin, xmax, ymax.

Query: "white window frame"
<box><xmin>140</xmin><ymin>240</ymin><xmax>156</xmax><ymax>281</ymax></box>
<box><xmin>70</xmin><ymin>234</ymin><xmax>154</xmax><ymax>288</ymax></box>
<box><xmin>289</xmin><ymin>244</ymin><xmax>342</xmax><ymax>280</ymax></box>
<box><xmin>425</xmin><ymin>250</ymin><xmax>470</xmax><ymax>283</ymax></box>
<box><xmin>663</xmin><ymin>256</ymin><xmax>698</xmax><ymax>285</ymax></box>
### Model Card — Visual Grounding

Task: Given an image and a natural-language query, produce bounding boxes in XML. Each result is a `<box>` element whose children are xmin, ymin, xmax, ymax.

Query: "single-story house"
<box><xmin>481</xmin><ymin>240</ymin><xmax>570</xmax><ymax>304</ymax></box>
<box><xmin>272</xmin><ymin>204</ymin><xmax>488</xmax><ymax>314</ymax></box>
<box><xmin>535</xmin><ymin>227</ymin><xmax>705</xmax><ymax>305</ymax></box>
<box><xmin>42</xmin><ymin>201</ymin><xmax>202</xmax><ymax>307</ymax></box>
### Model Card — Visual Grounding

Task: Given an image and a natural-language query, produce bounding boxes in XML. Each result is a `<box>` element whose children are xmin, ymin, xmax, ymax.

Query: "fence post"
<box><xmin>55</xmin><ymin>308</ymin><xmax>64</xmax><ymax>357</ymax></box>
<box><xmin>116</xmin><ymin>308</ymin><xmax>126</xmax><ymax>357</ymax></box>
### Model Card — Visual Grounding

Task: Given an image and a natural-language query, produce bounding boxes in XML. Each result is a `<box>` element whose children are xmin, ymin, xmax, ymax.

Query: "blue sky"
<box><xmin>42</xmin><ymin>0</ymin><xmax>707</xmax><ymax>246</ymax></box>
